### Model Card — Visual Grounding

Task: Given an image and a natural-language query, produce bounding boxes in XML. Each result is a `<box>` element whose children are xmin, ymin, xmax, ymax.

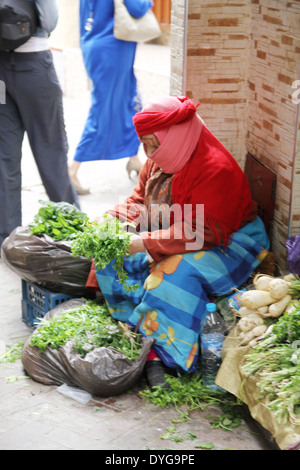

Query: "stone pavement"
<box><xmin>0</xmin><ymin>43</ymin><xmax>276</xmax><ymax>451</ymax></box>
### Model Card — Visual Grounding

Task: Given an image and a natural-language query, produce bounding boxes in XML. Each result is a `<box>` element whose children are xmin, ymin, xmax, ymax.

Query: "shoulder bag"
<box><xmin>0</xmin><ymin>0</ymin><xmax>38</xmax><ymax>51</ymax></box>
<box><xmin>113</xmin><ymin>0</ymin><xmax>161</xmax><ymax>43</ymax></box>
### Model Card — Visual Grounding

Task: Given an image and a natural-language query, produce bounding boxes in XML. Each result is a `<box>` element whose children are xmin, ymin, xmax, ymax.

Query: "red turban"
<box><xmin>133</xmin><ymin>96</ymin><xmax>198</xmax><ymax>136</ymax></box>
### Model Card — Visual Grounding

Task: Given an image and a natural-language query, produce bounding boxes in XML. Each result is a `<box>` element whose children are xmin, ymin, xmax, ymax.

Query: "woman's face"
<box><xmin>139</xmin><ymin>134</ymin><xmax>160</xmax><ymax>157</ymax></box>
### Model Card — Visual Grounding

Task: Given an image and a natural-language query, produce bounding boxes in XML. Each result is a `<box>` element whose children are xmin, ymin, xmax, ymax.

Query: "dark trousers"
<box><xmin>0</xmin><ymin>50</ymin><xmax>79</xmax><ymax>248</ymax></box>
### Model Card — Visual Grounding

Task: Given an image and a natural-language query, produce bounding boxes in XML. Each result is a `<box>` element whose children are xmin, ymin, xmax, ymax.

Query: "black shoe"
<box><xmin>145</xmin><ymin>360</ymin><xmax>171</xmax><ymax>391</ymax></box>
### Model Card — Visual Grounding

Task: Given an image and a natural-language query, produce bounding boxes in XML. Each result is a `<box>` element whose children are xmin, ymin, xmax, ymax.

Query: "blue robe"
<box><xmin>74</xmin><ymin>0</ymin><xmax>153</xmax><ymax>162</ymax></box>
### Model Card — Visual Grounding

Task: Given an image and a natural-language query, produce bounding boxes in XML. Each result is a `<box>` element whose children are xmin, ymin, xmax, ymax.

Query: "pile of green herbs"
<box><xmin>140</xmin><ymin>373</ymin><xmax>244</xmax><ymax>432</ymax></box>
<box><xmin>0</xmin><ymin>342</ymin><xmax>25</xmax><ymax>363</ymax></box>
<box><xmin>30</xmin><ymin>301</ymin><xmax>142</xmax><ymax>361</ymax></box>
<box><xmin>241</xmin><ymin>301</ymin><xmax>300</xmax><ymax>425</ymax></box>
<box><xmin>29</xmin><ymin>200</ymin><xmax>89</xmax><ymax>241</ymax></box>
<box><xmin>71</xmin><ymin>215</ymin><xmax>137</xmax><ymax>291</ymax></box>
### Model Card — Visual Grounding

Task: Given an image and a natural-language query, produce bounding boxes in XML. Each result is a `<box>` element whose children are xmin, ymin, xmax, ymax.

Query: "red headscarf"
<box><xmin>133</xmin><ymin>96</ymin><xmax>253</xmax><ymax>247</ymax></box>
<box><xmin>133</xmin><ymin>95</ymin><xmax>197</xmax><ymax>135</ymax></box>
<box><xmin>134</xmin><ymin>96</ymin><xmax>204</xmax><ymax>174</ymax></box>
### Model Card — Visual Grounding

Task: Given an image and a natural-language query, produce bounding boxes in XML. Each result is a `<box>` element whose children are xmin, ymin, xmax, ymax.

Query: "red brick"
<box><xmin>271</xmin><ymin>40</ymin><xmax>280</xmax><ymax>47</ymax></box>
<box><xmin>278</xmin><ymin>73</ymin><xmax>294</xmax><ymax>85</ymax></box>
<box><xmin>263</xmin><ymin>120</ymin><xmax>273</xmax><ymax>131</ymax></box>
<box><xmin>208</xmin><ymin>18</ymin><xmax>239</xmax><ymax>27</ymax></box>
<box><xmin>228</xmin><ymin>34</ymin><xmax>248</xmax><ymax>40</ymax></box>
<box><xmin>257</xmin><ymin>50</ymin><xmax>266</xmax><ymax>59</ymax></box>
<box><xmin>258</xmin><ymin>102</ymin><xmax>277</xmax><ymax>117</ymax></box>
<box><xmin>262</xmin><ymin>84</ymin><xmax>274</xmax><ymax>93</ymax></box>
<box><xmin>187</xmin><ymin>48</ymin><xmax>215</xmax><ymax>56</ymax></box>
<box><xmin>208</xmin><ymin>78</ymin><xmax>241</xmax><ymax>84</ymax></box>
<box><xmin>263</xmin><ymin>15</ymin><xmax>282</xmax><ymax>25</ymax></box>
<box><xmin>200</xmin><ymin>98</ymin><xmax>246</xmax><ymax>104</ymax></box>
<box><xmin>281</xmin><ymin>35</ymin><xmax>293</xmax><ymax>45</ymax></box>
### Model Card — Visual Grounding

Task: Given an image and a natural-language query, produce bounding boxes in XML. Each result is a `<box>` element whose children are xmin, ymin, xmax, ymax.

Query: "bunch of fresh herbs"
<box><xmin>271</xmin><ymin>301</ymin><xmax>300</xmax><ymax>344</ymax></box>
<box><xmin>30</xmin><ymin>301</ymin><xmax>142</xmax><ymax>361</ymax></box>
<box><xmin>71</xmin><ymin>215</ymin><xmax>137</xmax><ymax>291</ymax></box>
<box><xmin>29</xmin><ymin>200</ymin><xmax>89</xmax><ymax>241</ymax></box>
<box><xmin>140</xmin><ymin>373</ymin><xmax>244</xmax><ymax>432</ymax></box>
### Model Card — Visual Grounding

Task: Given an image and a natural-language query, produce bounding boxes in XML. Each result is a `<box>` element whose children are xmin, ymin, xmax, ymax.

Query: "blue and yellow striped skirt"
<box><xmin>96</xmin><ymin>217</ymin><xmax>270</xmax><ymax>373</ymax></box>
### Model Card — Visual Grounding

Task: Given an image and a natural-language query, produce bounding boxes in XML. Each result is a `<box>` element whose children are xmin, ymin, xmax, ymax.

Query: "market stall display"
<box><xmin>2</xmin><ymin>198</ymin><xmax>300</xmax><ymax>448</ymax></box>
<box><xmin>216</xmin><ymin>274</ymin><xmax>300</xmax><ymax>450</ymax></box>
<box><xmin>3</xmin><ymin>201</ymin><xmax>155</xmax><ymax>396</ymax></box>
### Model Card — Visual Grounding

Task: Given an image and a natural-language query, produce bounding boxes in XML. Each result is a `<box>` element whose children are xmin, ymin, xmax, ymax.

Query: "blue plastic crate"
<box><xmin>21</xmin><ymin>280</ymin><xmax>73</xmax><ymax>327</ymax></box>
<box><xmin>21</xmin><ymin>300</ymin><xmax>46</xmax><ymax>328</ymax></box>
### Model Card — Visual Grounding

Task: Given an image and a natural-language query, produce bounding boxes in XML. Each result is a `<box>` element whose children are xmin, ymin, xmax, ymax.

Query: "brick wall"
<box><xmin>170</xmin><ymin>0</ymin><xmax>187</xmax><ymax>94</ymax></box>
<box><xmin>247</xmin><ymin>1</ymin><xmax>300</xmax><ymax>268</ymax></box>
<box><xmin>184</xmin><ymin>0</ymin><xmax>251</xmax><ymax>167</ymax></box>
<box><xmin>170</xmin><ymin>0</ymin><xmax>300</xmax><ymax>271</ymax></box>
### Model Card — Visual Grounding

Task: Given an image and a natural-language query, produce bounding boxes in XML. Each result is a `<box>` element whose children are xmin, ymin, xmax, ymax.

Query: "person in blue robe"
<box><xmin>69</xmin><ymin>0</ymin><xmax>154</xmax><ymax>194</ymax></box>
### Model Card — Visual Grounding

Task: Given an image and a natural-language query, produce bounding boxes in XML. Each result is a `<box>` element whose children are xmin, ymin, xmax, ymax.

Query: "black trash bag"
<box><xmin>1</xmin><ymin>226</ymin><xmax>92</xmax><ymax>296</ymax></box>
<box><xmin>21</xmin><ymin>299</ymin><xmax>155</xmax><ymax>397</ymax></box>
<box><xmin>286</xmin><ymin>234</ymin><xmax>300</xmax><ymax>276</ymax></box>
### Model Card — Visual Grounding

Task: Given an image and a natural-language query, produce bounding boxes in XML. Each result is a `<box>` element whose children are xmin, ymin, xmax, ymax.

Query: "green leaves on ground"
<box><xmin>0</xmin><ymin>342</ymin><xmax>25</xmax><ymax>363</ymax></box>
<box><xmin>195</xmin><ymin>442</ymin><xmax>215</xmax><ymax>449</ymax></box>
<box><xmin>140</xmin><ymin>373</ymin><xmax>243</xmax><ymax>432</ymax></box>
<box><xmin>30</xmin><ymin>301</ymin><xmax>142</xmax><ymax>361</ymax></box>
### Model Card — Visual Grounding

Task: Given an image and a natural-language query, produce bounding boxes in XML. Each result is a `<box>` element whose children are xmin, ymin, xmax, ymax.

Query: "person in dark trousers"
<box><xmin>0</xmin><ymin>0</ymin><xmax>79</xmax><ymax>251</ymax></box>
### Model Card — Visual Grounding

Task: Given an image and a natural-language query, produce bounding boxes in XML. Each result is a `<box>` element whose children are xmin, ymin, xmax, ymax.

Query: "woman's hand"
<box><xmin>128</xmin><ymin>234</ymin><xmax>146</xmax><ymax>255</ymax></box>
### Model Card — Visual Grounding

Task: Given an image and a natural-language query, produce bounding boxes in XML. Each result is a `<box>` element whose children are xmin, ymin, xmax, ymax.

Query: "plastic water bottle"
<box><xmin>200</xmin><ymin>303</ymin><xmax>226</xmax><ymax>391</ymax></box>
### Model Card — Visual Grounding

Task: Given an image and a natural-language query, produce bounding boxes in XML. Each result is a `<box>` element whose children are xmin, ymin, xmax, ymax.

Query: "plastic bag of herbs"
<box><xmin>1</xmin><ymin>201</ymin><xmax>92</xmax><ymax>296</ymax></box>
<box><xmin>22</xmin><ymin>299</ymin><xmax>154</xmax><ymax>396</ymax></box>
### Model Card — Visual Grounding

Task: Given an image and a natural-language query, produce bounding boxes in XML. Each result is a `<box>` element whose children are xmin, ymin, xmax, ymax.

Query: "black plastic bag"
<box><xmin>286</xmin><ymin>234</ymin><xmax>300</xmax><ymax>275</ymax></box>
<box><xmin>21</xmin><ymin>299</ymin><xmax>155</xmax><ymax>397</ymax></box>
<box><xmin>1</xmin><ymin>226</ymin><xmax>92</xmax><ymax>296</ymax></box>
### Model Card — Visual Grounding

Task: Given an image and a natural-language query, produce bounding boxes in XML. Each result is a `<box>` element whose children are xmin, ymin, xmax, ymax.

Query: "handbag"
<box><xmin>113</xmin><ymin>0</ymin><xmax>161</xmax><ymax>43</ymax></box>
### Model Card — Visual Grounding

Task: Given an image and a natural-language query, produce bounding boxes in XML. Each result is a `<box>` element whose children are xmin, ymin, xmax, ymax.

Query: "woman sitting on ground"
<box><xmin>87</xmin><ymin>95</ymin><xmax>270</xmax><ymax>389</ymax></box>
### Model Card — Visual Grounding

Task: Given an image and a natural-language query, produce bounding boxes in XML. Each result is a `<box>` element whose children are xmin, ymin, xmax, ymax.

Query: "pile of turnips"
<box><xmin>235</xmin><ymin>274</ymin><xmax>300</xmax><ymax>347</ymax></box>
